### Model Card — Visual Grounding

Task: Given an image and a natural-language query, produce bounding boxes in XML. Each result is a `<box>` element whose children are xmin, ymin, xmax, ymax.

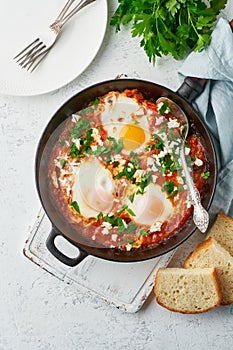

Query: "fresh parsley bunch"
<box><xmin>110</xmin><ymin>0</ymin><xmax>227</xmax><ymax>63</ymax></box>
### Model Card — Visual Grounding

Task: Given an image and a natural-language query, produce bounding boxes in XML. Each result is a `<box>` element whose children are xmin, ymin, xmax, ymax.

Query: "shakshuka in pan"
<box><xmin>48</xmin><ymin>89</ymin><xmax>209</xmax><ymax>251</ymax></box>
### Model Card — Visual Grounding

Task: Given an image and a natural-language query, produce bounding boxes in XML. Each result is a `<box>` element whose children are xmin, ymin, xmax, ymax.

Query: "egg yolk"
<box><xmin>146</xmin><ymin>195</ymin><xmax>165</xmax><ymax>220</ymax></box>
<box><xmin>119</xmin><ymin>124</ymin><xmax>145</xmax><ymax>151</ymax></box>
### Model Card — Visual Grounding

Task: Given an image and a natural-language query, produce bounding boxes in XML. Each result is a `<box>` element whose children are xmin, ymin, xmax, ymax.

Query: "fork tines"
<box><xmin>13</xmin><ymin>38</ymin><xmax>46</xmax><ymax>71</ymax></box>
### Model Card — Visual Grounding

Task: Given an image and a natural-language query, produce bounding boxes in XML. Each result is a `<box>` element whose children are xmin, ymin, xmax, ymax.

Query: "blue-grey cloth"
<box><xmin>178</xmin><ymin>18</ymin><xmax>233</xmax><ymax>218</ymax></box>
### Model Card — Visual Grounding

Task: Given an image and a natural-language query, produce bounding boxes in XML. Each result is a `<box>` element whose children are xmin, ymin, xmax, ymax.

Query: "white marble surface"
<box><xmin>1</xmin><ymin>1</ymin><xmax>233</xmax><ymax>349</ymax></box>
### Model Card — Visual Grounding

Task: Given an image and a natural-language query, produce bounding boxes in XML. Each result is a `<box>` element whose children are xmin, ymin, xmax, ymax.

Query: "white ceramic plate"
<box><xmin>0</xmin><ymin>0</ymin><xmax>108</xmax><ymax>96</ymax></box>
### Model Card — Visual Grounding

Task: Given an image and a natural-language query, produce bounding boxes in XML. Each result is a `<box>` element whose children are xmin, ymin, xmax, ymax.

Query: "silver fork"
<box><xmin>14</xmin><ymin>0</ymin><xmax>96</xmax><ymax>72</ymax></box>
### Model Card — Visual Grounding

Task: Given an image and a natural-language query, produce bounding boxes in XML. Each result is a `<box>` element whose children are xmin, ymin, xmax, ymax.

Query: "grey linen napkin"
<box><xmin>178</xmin><ymin>18</ymin><xmax>233</xmax><ymax>218</ymax></box>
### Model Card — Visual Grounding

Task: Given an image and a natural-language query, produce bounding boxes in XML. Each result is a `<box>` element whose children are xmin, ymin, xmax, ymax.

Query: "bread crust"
<box><xmin>217</xmin><ymin>212</ymin><xmax>233</xmax><ymax>223</ymax></box>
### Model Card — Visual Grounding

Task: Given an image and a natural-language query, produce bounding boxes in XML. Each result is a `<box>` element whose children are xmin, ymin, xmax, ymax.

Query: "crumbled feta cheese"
<box><xmin>151</xmin><ymin>164</ymin><xmax>158</xmax><ymax>172</ymax></box>
<box><xmin>71</xmin><ymin>114</ymin><xmax>81</xmax><ymax>123</ymax></box>
<box><xmin>157</xmin><ymin>102</ymin><xmax>164</xmax><ymax>110</ymax></box>
<box><xmin>125</xmin><ymin>243</ymin><xmax>132</xmax><ymax>251</ymax></box>
<box><xmin>167</xmin><ymin>118</ymin><xmax>180</xmax><ymax>129</ymax></box>
<box><xmin>72</xmin><ymin>138</ymin><xmax>81</xmax><ymax>150</ymax></box>
<box><xmin>152</xmin><ymin>174</ymin><xmax>158</xmax><ymax>183</ymax></box>
<box><xmin>91</xmin><ymin>145</ymin><xmax>98</xmax><ymax>152</ymax></box>
<box><xmin>91</xmin><ymin>128</ymin><xmax>99</xmax><ymax>137</ymax></box>
<box><xmin>185</xmin><ymin>146</ymin><xmax>190</xmax><ymax>155</ymax></box>
<box><xmin>158</xmin><ymin>150</ymin><xmax>168</xmax><ymax>158</ymax></box>
<box><xmin>51</xmin><ymin>174</ymin><xmax>59</xmax><ymax>188</ymax></box>
<box><xmin>168</xmin><ymin>141</ymin><xmax>180</xmax><ymax>152</ymax></box>
<box><xmin>133</xmin><ymin>169</ymin><xmax>144</xmax><ymax>182</ymax></box>
<box><xmin>157</xmin><ymin>102</ymin><xmax>170</xmax><ymax>114</ymax></box>
<box><xmin>102</xmin><ymin>228</ymin><xmax>109</xmax><ymax>235</ymax></box>
<box><xmin>101</xmin><ymin>221</ymin><xmax>112</xmax><ymax>229</ymax></box>
<box><xmin>154</xmin><ymin>155</ymin><xmax>161</xmax><ymax>166</ymax></box>
<box><xmin>111</xmin><ymin>234</ymin><xmax>118</xmax><ymax>242</ymax></box>
<box><xmin>177</xmin><ymin>176</ymin><xmax>184</xmax><ymax>185</ymax></box>
<box><xmin>55</xmin><ymin>159</ymin><xmax>62</xmax><ymax>169</ymax></box>
<box><xmin>147</xmin><ymin>109</ymin><xmax>154</xmax><ymax>115</ymax></box>
<box><xmin>90</xmin><ymin>128</ymin><xmax>103</xmax><ymax>146</ymax></box>
<box><xmin>194</xmin><ymin>158</ymin><xmax>203</xmax><ymax>166</ymax></box>
<box><xmin>91</xmin><ymin>235</ymin><xmax>96</xmax><ymax>240</ymax></box>
<box><xmin>159</xmin><ymin>132</ymin><xmax>167</xmax><ymax>142</ymax></box>
<box><xmin>155</xmin><ymin>115</ymin><xmax>164</xmax><ymax>125</ymax></box>
<box><xmin>128</xmin><ymin>162</ymin><xmax>134</xmax><ymax>169</ymax></box>
<box><xmin>59</xmin><ymin>178</ymin><xmax>68</xmax><ymax>186</ymax></box>
<box><xmin>60</xmin><ymin>169</ymin><xmax>70</xmax><ymax>176</ymax></box>
<box><xmin>147</xmin><ymin>157</ymin><xmax>154</xmax><ymax>166</ymax></box>
<box><xmin>112</xmin><ymin>154</ymin><xmax>123</xmax><ymax>161</ymax></box>
<box><xmin>147</xmin><ymin>157</ymin><xmax>158</xmax><ymax>171</ymax></box>
<box><xmin>150</xmin><ymin>222</ymin><xmax>162</xmax><ymax>232</ymax></box>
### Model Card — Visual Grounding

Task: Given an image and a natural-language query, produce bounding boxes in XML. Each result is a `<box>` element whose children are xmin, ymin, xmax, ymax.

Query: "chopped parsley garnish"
<box><xmin>70</xmin><ymin>201</ymin><xmax>81</xmax><ymax>214</ymax></box>
<box><xmin>107</xmin><ymin>136</ymin><xmax>124</xmax><ymax>155</ymax></box>
<box><xmin>78</xmin><ymin>107</ymin><xmax>94</xmax><ymax>117</ymax></box>
<box><xmin>136</xmin><ymin>229</ymin><xmax>149</xmax><ymax>237</ymax></box>
<box><xmin>96</xmin><ymin>212</ymin><xmax>104</xmax><ymax>221</ymax></box>
<box><xmin>70</xmin><ymin>118</ymin><xmax>91</xmax><ymax>139</ymax></box>
<box><xmin>114</xmin><ymin>162</ymin><xmax>136</xmax><ymax>180</ymax></box>
<box><xmin>158</xmin><ymin>102</ymin><xmax>171</xmax><ymax>114</ymax></box>
<box><xmin>155</xmin><ymin>140</ymin><xmax>165</xmax><ymax>151</ymax></box>
<box><xmin>128</xmin><ymin>193</ymin><xmax>135</xmax><ymax>203</ymax></box>
<box><xmin>162</xmin><ymin>180</ymin><xmax>175</xmax><ymax>194</ymax></box>
<box><xmin>160</xmin><ymin>154</ymin><xmax>173</xmax><ymax>174</ymax></box>
<box><xmin>94</xmin><ymin>97</ymin><xmax>99</xmax><ymax>109</ymax></box>
<box><xmin>93</xmin><ymin>137</ymin><xmax>124</xmax><ymax>162</ymax></box>
<box><xmin>59</xmin><ymin>159</ymin><xmax>67</xmax><ymax>167</ymax></box>
<box><xmin>122</xmin><ymin>223</ymin><xmax>137</xmax><ymax>234</ymax></box>
<box><xmin>136</xmin><ymin>171</ymin><xmax>153</xmax><ymax>194</ymax></box>
<box><xmin>59</xmin><ymin>139</ymin><xmax>66</xmax><ymax>147</ymax></box>
<box><xmin>201</xmin><ymin>171</ymin><xmax>210</xmax><ymax>180</ymax></box>
<box><xmin>117</xmin><ymin>204</ymin><xmax>136</xmax><ymax>216</ymax></box>
<box><xmin>69</xmin><ymin>143</ymin><xmax>84</xmax><ymax>159</ymax></box>
<box><xmin>79</xmin><ymin>129</ymin><xmax>94</xmax><ymax>154</ymax></box>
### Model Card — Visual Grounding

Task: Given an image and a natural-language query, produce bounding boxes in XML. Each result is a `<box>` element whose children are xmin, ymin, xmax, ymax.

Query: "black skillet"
<box><xmin>36</xmin><ymin>77</ymin><xmax>217</xmax><ymax>266</ymax></box>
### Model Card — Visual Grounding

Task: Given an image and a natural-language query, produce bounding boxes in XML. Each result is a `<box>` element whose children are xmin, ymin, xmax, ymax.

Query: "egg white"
<box><xmin>127</xmin><ymin>183</ymin><xmax>173</xmax><ymax>226</ymax></box>
<box><xmin>72</xmin><ymin>157</ymin><xmax>115</xmax><ymax>218</ymax></box>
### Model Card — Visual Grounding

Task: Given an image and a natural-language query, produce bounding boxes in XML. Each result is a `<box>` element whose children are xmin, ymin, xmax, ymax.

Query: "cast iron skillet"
<box><xmin>36</xmin><ymin>77</ymin><xmax>217</xmax><ymax>266</ymax></box>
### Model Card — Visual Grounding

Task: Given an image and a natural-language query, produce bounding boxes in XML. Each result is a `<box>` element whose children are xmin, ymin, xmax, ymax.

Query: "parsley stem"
<box><xmin>187</xmin><ymin>7</ymin><xmax>199</xmax><ymax>39</ymax></box>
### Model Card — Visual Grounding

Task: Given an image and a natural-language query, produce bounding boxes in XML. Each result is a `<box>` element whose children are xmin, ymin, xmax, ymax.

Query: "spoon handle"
<box><xmin>179</xmin><ymin>144</ymin><xmax>209</xmax><ymax>233</ymax></box>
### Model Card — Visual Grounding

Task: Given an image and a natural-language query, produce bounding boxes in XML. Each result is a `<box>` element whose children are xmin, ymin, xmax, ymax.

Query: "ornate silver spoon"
<box><xmin>156</xmin><ymin>97</ymin><xmax>209</xmax><ymax>233</ymax></box>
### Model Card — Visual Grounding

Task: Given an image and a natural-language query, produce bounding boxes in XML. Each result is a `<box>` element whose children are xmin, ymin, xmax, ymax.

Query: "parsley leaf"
<box><xmin>70</xmin><ymin>201</ymin><xmax>81</xmax><ymax>214</ymax></box>
<box><xmin>110</xmin><ymin>0</ymin><xmax>227</xmax><ymax>62</ymax></box>
<box><xmin>201</xmin><ymin>171</ymin><xmax>210</xmax><ymax>180</ymax></box>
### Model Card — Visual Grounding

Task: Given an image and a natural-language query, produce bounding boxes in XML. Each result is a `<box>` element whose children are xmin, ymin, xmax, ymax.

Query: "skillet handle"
<box><xmin>46</xmin><ymin>227</ymin><xmax>88</xmax><ymax>267</ymax></box>
<box><xmin>176</xmin><ymin>76</ymin><xmax>208</xmax><ymax>103</ymax></box>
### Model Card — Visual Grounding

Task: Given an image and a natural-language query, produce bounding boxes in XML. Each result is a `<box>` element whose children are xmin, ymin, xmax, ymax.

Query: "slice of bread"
<box><xmin>154</xmin><ymin>267</ymin><xmax>221</xmax><ymax>313</ymax></box>
<box><xmin>206</xmin><ymin>213</ymin><xmax>233</xmax><ymax>256</ymax></box>
<box><xmin>184</xmin><ymin>237</ymin><xmax>233</xmax><ymax>305</ymax></box>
